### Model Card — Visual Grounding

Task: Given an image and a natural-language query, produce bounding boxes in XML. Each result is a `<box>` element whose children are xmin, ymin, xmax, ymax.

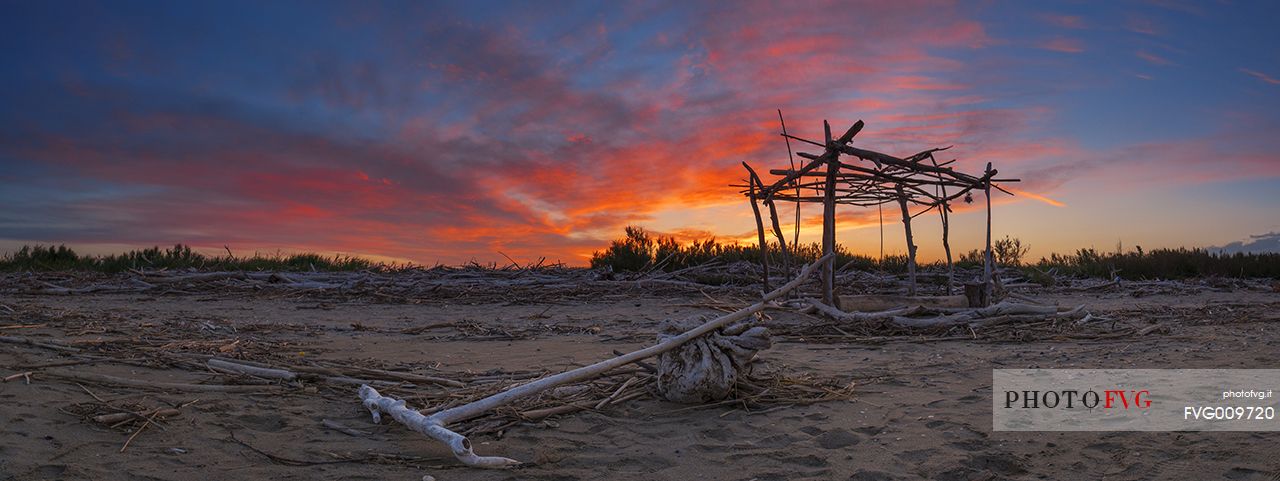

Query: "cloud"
<box><xmin>1240</xmin><ymin>68</ymin><xmax>1280</xmax><ymax>85</ymax></box>
<box><xmin>1212</xmin><ymin>232</ymin><xmax>1280</xmax><ymax>254</ymax></box>
<box><xmin>1005</xmin><ymin>188</ymin><xmax>1065</xmax><ymax>207</ymax></box>
<box><xmin>1136</xmin><ymin>49</ymin><xmax>1175</xmax><ymax>66</ymax></box>
<box><xmin>1040</xmin><ymin>37</ymin><xmax>1085</xmax><ymax>53</ymax></box>
<box><xmin>1040</xmin><ymin>14</ymin><xmax>1086</xmax><ymax>29</ymax></box>
<box><xmin>1144</xmin><ymin>0</ymin><xmax>1205</xmax><ymax>16</ymax></box>
<box><xmin>3</xmin><ymin>1</ymin><xmax>1027</xmax><ymax>264</ymax></box>
<box><xmin>1125</xmin><ymin>16</ymin><xmax>1160</xmax><ymax>35</ymax></box>
<box><xmin>1015</xmin><ymin>133</ymin><xmax>1279</xmax><ymax>193</ymax></box>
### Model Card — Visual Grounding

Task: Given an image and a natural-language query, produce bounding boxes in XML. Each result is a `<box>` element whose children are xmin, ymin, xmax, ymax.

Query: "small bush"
<box><xmin>957</xmin><ymin>249</ymin><xmax>985</xmax><ymax>268</ymax></box>
<box><xmin>589</xmin><ymin>226</ymin><xmax>656</xmax><ymax>272</ymax></box>
<box><xmin>4</xmin><ymin>245</ymin><xmax>81</xmax><ymax>270</ymax></box>
<box><xmin>993</xmin><ymin>236</ymin><xmax>1029</xmax><ymax>266</ymax></box>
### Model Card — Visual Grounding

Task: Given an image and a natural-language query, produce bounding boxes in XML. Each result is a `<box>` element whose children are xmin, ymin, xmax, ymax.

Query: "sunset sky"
<box><xmin>2</xmin><ymin>0</ymin><xmax>1278</xmax><ymax>265</ymax></box>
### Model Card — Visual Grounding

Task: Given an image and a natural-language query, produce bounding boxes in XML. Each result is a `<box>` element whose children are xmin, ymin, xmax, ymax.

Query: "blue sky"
<box><xmin>1</xmin><ymin>0</ymin><xmax>1277</xmax><ymax>263</ymax></box>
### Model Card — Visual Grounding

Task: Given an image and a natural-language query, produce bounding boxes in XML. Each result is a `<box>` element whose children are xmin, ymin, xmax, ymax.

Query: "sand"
<box><xmin>1</xmin><ymin>282</ymin><xmax>1278</xmax><ymax>480</ymax></box>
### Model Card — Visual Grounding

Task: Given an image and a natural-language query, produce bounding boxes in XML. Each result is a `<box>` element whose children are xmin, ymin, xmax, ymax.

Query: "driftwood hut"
<box><xmin>739</xmin><ymin>115</ymin><xmax>1020</xmax><ymax>307</ymax></box>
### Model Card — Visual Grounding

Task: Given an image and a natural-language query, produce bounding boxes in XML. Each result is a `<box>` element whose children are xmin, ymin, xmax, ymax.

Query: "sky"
<box><xmin>1</xmin><ymin>0</ymin><xmax>1278</xmax><ymax>265</ymax></box>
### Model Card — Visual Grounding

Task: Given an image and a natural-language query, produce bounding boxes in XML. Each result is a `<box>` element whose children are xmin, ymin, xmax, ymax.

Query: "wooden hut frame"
<box><xmin>737</xmin><ymin>116</ymin><xmax>1020</xmax><ymax>306</ymax></box>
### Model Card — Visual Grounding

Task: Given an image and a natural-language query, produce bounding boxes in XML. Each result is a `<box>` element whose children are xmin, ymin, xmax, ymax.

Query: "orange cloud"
<box><xmin>1006</xmin><ymin>188</ymin><xmax>1065</xmax><ymax>207</ymax></box>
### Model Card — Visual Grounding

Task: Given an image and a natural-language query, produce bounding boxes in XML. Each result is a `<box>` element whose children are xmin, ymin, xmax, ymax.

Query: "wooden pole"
<box><xmin>748</xmin><ymin>174</ymin><xmax>771</xmax><ymax>293</ymax></box>
<box><xmin>896</xmin><ymin>184</ymin><xmax>917</xmax><ymax>296</ymax></box>
<box><xmin>983</xmin><ymin>162</ymin><xmax>994</xmax><ymax>305</ymax></box>
<box><xmin>878</xmin><ymin>202</ymin><xmax>884</xmax><ymax>263</ymax></box>
<box><xmin>940</xmin><ymin>201</ymin><xmax>953</xmax><ymax>295</ymax></box>
<box><xmin>766</xmin><ymin>199</ymin><xmax>791</xmax><ymax>285</ymax></box>
<box><xmin>745</xmin><ymin>163</ymin><xmax>790</xmax><ymax>286</ymax></box>
<box><xmin>931</xmin><ymin>156</ymin><xmax>954</xmax><ymax>295</ymax></box>
<box><xmin>821</xmin><ymin>121</ymin><xmax>839</xmax><ymax>305</ymax></box>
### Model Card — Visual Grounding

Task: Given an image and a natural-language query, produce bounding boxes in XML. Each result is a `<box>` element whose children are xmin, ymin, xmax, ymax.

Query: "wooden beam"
<box><xmin>896</xmin><ymin>184</ymin><xmax>917</xmax><ymax>296</ymax></box>
<box><xmin>931</xmin><ymin>156</ymin><xmax>954</xmax><ymax>296</ymax></box>
<box><xmin>982</xmin><ymin>162</ymin><xmax>994</xmax><ymax>306</ymax></box>
<box><xmin>747</xmin><ymin>173</ymin><xmax>770</xmax><ymax>293</ymax></box>
<box><xmin>821</xmin><ymin>146</ymin><xmax>840</xmax><ymax>305</ymax></box>
<box><xmin>761</xmin><ymin>120</ymin><xmax>864</xmax><ymax>199</ymax></box>
<box><xmin>835</xmin><ymin>120</ymin><xmax>865</xmax><ymax>145</ymax></box>
<box><xmin>745</xmin><ymin>163</ymin><xmax>791</xmax><ymax>288</ymax></box>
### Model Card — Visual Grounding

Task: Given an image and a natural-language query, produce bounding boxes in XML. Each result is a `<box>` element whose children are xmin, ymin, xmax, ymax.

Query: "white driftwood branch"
<box><xmin>360</xmin><ymin>385</ymin><xmax>521</xmax><ymax>468</ymax></box>
<box><xmin>358</xmin><ymin>254</ymin><xmax>833</xmax><ymax>468</ymax></box>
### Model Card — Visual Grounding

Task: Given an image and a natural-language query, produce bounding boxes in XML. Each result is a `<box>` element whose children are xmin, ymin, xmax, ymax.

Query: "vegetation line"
<box><xmin>3</xmin><ymin>227</ymin><xmax>1277</xmax><ymax>279</ymax></box>
<box><xmin>590</xmin><ymin>227</ymin><xmax>1280</xmax><ymax>280</ymax></box>
<box><xmin>0</xmin><ymin>244</ymin><xmax>388</xmax><ymax>273</ymax></box>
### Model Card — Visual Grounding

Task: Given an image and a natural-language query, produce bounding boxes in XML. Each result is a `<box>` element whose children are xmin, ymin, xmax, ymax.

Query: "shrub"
<box><xmin>589</xmin><ymin>226</ymin><xmax>656</xmax><ymax>272</ymax></box>
<box><xmin>4</xmin><ymin>245</ymin><xmax>81</xmax><ymax>270</ymax></box>
<box><xmin>993</xmin><ymin>236</ymin><xmax>1029</xmax><ymax>266</ymax></box>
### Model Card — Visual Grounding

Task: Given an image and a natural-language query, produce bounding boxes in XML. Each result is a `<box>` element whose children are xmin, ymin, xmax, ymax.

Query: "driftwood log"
<box><xmin>836</xmin><ymin>294</ymin><xmax>967</xmax><ymax>312</ymax></box>
<box><xmin>807</xmin><ymin>298</ymin><xmax>1087</xmax><ymax>329</ymax></box>
<box><xmin>359</xmin><ymin>255</ymin><xmax>833</xmax><ymax>468</ymax></box>
<box><xmin>654</xmin><ymin>319</ymin><xmax>770</xmax><ymax>403</ymax></box>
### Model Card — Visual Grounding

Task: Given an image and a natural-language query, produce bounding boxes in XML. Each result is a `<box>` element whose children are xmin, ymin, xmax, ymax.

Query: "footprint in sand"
<box><xmin>847</xmin><ymin>471</ymin><xmax>898</xmax><ymax>481</ymax></box>
<box><xmin>233</xmin><ymin>413</ymin><xmax>289</xmax><ymax>433</ymax></box>
<box><xmin>1223</xmin><ymin>467</ymin><xmax>1280</xmax><ymax>480</ymax></box>
<box><xmin>777</xmin><ymin>454</ymin><xmax>828</xmax><ymax>468</ymax></box>
<box><xmin>812</xmin><ymin>428</ymin><xmax>861</xmax><ymax>449</ymax></box>
<box><xmin>896</xmin><ymin>448</ymin><xmax>935</xmax><ymax>463</ymax></box>
<box><xmin>854</xmin><ymin>426</ymin><xmax>882</xmax><ymax>437</ymax></box>
<box><xmin>701</xmin><ymin>426</ymin><xmax>735</xmax><ymax>441</ymax></box>
<box><xmin>963</xmin><ymin>453</ymin><xmax>1028</xmax><ymax>476</ymax></box>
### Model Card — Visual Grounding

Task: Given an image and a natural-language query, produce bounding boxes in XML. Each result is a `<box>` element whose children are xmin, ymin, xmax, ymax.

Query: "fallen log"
<box><xmin>0</xmin><ymin>335</ymin><xmax>81</xmax><ymax>353</ymax></box>
<box><xmin>835</xmin><ymin>294</ymin><xmax>967</xmax><ymax>312</ymax></box>
<box><xmin>805</xmin><ymin>299</ymin><xmax>927</xmax><ymax>322</ymax></box>
<box><xmin>358</xmin><ymin>254</ymin><xmax>834</xmax><ymax>468</ymax></box>
<box><xmin>93</xmin><ymin>408</ymin><xmax>181</xmax><ymax>425</ymax></box>
<box><xmin>207</xmin><ymin>358</ymin><xmax>297</xmax><ymax>381</ymax></box>
<box><xmin>808</xmin><ymin>299</ymin><xmax>1089</xmax><ymax>329</ymax></box>
<box><xmin>338</xmin><ymin>366</ymin><xmax>464</xmax><ymax>388</ymax></box>
<box><xmin>42</xmin><ymin>370</ymin><xmax>281</xmax><ymax>393</ymax></box>
<box><xmin>888</xmin><ymin>302</ymin><xmax>1087</xmax><ymax>328</ymax></box>
<box><xmin>518</xmin><ymin>400</ymin><xmax>601</xmax><ymax>421</ymax></box>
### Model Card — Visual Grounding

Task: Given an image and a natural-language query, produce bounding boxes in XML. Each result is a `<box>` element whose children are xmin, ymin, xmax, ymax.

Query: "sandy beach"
<box><xmin>1</xmin><ymin>275</ymin><xmax>1276</xmax><ymax>481</ymax></box>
